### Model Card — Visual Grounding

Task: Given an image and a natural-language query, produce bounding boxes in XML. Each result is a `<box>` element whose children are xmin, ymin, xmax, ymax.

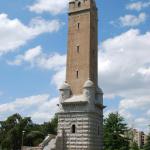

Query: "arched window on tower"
<box><xmin>78</xmin><ymin>2</ymin><xmax>81</xmax><ymax>7</ymax></box>
<box><xmin>72</xmin><ymin>124</ymin><xmax>76</xmax><ymax>133</ymax></box>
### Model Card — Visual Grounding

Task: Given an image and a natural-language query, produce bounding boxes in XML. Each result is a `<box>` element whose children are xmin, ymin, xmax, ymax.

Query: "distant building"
<box><xmin>129</xmin><ymin>128</ymin><xmax>148</xmax><ymax>148</ymax></box>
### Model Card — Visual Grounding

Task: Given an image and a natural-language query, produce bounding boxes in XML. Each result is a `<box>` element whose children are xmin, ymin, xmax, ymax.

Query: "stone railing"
<box><xmin>22</xmin><ymin>146</ymin><xmax>42</xmax><ymax>150</ymax></box>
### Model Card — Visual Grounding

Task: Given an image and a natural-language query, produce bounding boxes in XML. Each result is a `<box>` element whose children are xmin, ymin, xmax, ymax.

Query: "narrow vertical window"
<box><xmin>77</xmin><ymin>46</ymin><xmax>79</xmax><ymax>53</ymax></box>
<box><xmin>72</xmin><ymin>124</ymin><xmax>76</xmax><ymax>133</ymax></box>
<box><xmin>78</xmin><ymin>2</ymin><xmax>81</xmax><ymax>7</ymax></box>
<box><xmin>77</xmin><ymin>23</ymin><xmax>80</xmax><ymax>29</ymax></box>
<box><xmin>76</xmin><ymin>71</ymin><xmax>79</xmax><ymax>79</ymax></box>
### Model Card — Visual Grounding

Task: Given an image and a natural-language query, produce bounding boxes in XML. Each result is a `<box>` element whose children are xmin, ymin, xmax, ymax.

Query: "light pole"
<box><xmin>22</xmin><ymin>130</ymin><xmax>25</xmax><ymax>149</ymax></box>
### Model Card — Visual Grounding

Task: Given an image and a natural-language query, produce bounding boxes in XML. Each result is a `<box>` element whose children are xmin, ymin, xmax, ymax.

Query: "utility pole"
<box><xmin>21</xmin><ymin>130</ymin><xmax>25</xmax><ymax>150</ymax></box>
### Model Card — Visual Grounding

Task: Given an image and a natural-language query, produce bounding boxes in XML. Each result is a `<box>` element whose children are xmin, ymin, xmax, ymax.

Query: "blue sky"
<box><xmin>0</xmin><ymin>0</ymin><xmax>150</xmax><ymax>133</ymax></box>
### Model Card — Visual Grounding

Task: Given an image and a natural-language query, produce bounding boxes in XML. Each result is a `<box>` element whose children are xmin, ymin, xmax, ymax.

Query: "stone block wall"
<box><xmin>58</xmin><ymin>112</ymin><xmax>103</xmax><ymax>150</ymax></box>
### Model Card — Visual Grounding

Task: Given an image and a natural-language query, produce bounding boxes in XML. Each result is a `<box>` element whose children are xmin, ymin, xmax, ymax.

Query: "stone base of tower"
<box><xmin>57</xmin><ymin>111</ymin><xmax>103</xmax><ymax>150</ymax></box>
<box><xmin>55</xmin><ymin>79</ymin><xmax>104</xmax><ymax>150</ymax></box>
<box><xmin>35</xmin><ymin>80</ymin><xmax>104</xmax><ymax>150</ymax></box>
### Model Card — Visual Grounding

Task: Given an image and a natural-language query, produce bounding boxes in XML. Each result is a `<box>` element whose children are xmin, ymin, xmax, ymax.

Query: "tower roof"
<box><xmin>59</xmin><ymin>82</ymin><xmax>70</xmax><ymax>90</ymax></box>
<box><xmin>97</xmin><ymin>87</ymin><xmax>103</xmax><ymax>94</ymax></box>
<box><xmin>83</xmin><ymin>79</ymin><xmax>94</xmax><ymax>88</ymax></box>
<box><xmin>69</xmin><ymin>0</ymin><xmax>97</xmax><ymax>14</ymax></box>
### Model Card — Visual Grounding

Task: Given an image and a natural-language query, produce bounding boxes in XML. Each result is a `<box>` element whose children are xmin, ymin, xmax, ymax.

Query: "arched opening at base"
<box><xmin>72</xmin><ymin>124</ymin><xmax>76</xmax><ymax>133</ymax></box>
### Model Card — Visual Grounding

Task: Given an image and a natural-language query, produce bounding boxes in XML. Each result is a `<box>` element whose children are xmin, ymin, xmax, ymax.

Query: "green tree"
<box><xmin>0</xmin><ymin>114</ymin><xmax>58</xmax><ymax>149</ymax></box>
<box><xmin>49</xmin><ymin>115</ymin><xmax>58</xmax><ymax>134</ymax></box>
<box><xmin>41</xmin><ymin>115</ymin><xmax>58</xmax><ymax>136</ymax></box>
<box><xmin>0</xmin><ymin>113</ymin><xmax>32</xmax><ymax>150</ymax></box>
<box><xmin>23</xmin><ymin>115</ymin><xmax>58</xmax><ymax>147</ymax></box>
<box><xmin>25</xmin><ymin>131</ymin><xmax>44</xmax><ymax>146</ymax></box>
<box><xmin>130</xmin><ymin>141</ymin><xmax>139</xmax><ymax>150</ymax></box>
<box><xmin>103</xmin><ymin>112</ymin><xmax>130</xmax><ymax>150</ymax></box>
<box><xmin>144</xmin><ymin>134</ymin><xmax>150</xmax><ymax>150</ymax></box>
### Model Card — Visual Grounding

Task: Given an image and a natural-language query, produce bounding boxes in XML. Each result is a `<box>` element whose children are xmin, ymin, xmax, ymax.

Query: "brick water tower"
<box><xmin>57</xmin><ymin>0</ymin><xmax>104</xmax><ymax>149</ymax></box>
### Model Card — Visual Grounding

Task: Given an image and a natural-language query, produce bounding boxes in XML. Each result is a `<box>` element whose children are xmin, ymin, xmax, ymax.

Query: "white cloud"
<box><xmin>29</xmin><ymin>17</ymin><xmax>63</xmax><ymax>34</ymax></box>
<box><xmin>0</xmin><ymin>13</ymin><xmax>63</xmax><ymax>55</ymax></box>
<box><xmin>126</xmin><ymin>1</ymin><xmax>150</xmax><ymax>11</ymax></box>
<box><xmin>8</xmin><ymin>45</ymin><xmax>66</xmax><ymax>90</ymax></box>
<box><xmin>99</xmin><ymin>29</ymin><xmax>150</xmax><ymax>133</ymax></box>
<box><xmin>147</xmin><ymin>110</ymin><xmax>150</xmax><ymax>115</ymax></box>
<box><xmin>23</xmin><ymin>46</ymin><xmax>42</xmax><ymax>62</ymax></box>
<box><xmin>0</xmin><ymin>91</ymin><xmax>3</xmax><ymax>97</ymax></box>
<box><xmin>51</xmin><ymin>66</ymin><xmax>66</xmax><ymax>89</ymax></box>
<box><xmin>0</xmin><ymin>94</ymin><xmax>49</xmax><ymax>113</ymax></box>
<box><xmin>119</xmin><ymin>13</ymin><xmax>147</xmax><ymax>27</ymax></box>
<box><xmin>31</xmin><ymin>97</ymin><xmax>59</xmax><ymax>123</ymax></box>
<box><xmin>8</xmin><ymin>45</ymin><xmax>66</xmax><ymax>71</ymax></box>
<box><xmin>138</xmin><ymin>67</ymin><xmax>150</xmax><ymax>76</ymax></box>
<box><xmin>36</xmin><ymin>52</ymin><xmax>66</xmax><ymax>71</ymax></box>
<box><xmin>119</xmin><ymin>97</ymin><xmax>150</xmax><ymax>111</ymax></box>
<box><xmin>99</xmin><ymin>29</ymin><xmax>150</xmax><ymax>98</ymax></box>
<box><xmin>8</xmin><ymin>46</ymin><xmax>42</xmax><ymax>65</ymax></box>
<box><xmin>135</xmin><ymin>118</ymin><xmax>149</xmax><ymax>127</ymax></box>
<box><xmin>0</xmin><ymin>94</ymin><xmax>59</xmax><ymax>123</ymax></box>
<box><xmin>29</xmin><ymin>0</ymin><xmax>68</xmax><ymax>15</ymax></box>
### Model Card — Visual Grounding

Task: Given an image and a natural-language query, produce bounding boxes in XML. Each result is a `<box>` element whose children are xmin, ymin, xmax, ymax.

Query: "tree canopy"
<box><xmin>0</xmin><ymin>114</ymin><xmax>58</xmax><ymax>150</ymax></box>
<box><xmin>103</xmin><ymin>112</ymin><xmax>130</xmax><ymax>150</ymax></box>
<box><xmin>130</xmin><ymin>141</ymin><xmax>140</xmax><ymax>150</ymax></box>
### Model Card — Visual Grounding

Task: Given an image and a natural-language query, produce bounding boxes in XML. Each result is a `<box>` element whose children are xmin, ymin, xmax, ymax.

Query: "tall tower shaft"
<box><xmin>66</xmin><ymin>0</ymin><xmax>98</xmax><ymax>95</ymax></box>
<box><xmin>57</xmin><ymin>0</ymin><xmax>104</xmax><ymax>150</ymax></box>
